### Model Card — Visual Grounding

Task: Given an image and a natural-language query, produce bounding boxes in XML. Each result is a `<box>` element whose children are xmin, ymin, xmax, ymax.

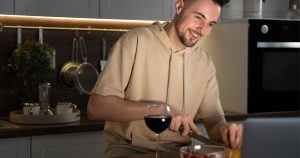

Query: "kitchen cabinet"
<box><xmin>1</xmin><ymin>0</ymin><xmax>176</xmax><ymax>20</ymax></box>
<box><xmin>0</xmin><ymin>131</ymin><xmax>103</xmax><ymax>158</ymax></box>
<box><xmin>220</xmin><ymin>0</ymin><xmax>289</xmax><ymax>21</ymax></box>
<box><xmin>0</xmin><ymin>137</ymin><xmax>30</xmax><ymax>158</ymax></box>
<box><xmin>7</xmin><ymin>0</ymin><xmax>100</xmax><ymax>18</ymax></box>
<box><xmin>31</xmin><ymin>131</ymin><xmax>104</xmax><ymax>158</ymax></box>
<box><xmin>0</xmin><ymin>0</ymin><xmax>14</xmax><ymax>14</ymax></box>
<box><xmin>100</xmin><ymin>0</ymin><xmax>175</xmax><ymax>21</ymax></box>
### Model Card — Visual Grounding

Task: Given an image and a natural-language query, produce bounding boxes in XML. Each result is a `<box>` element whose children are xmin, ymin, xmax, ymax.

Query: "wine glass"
<box><xmin>144</xmin><ymin>104</ymin><xmax>172</xmax><ymax>158</ymax></box>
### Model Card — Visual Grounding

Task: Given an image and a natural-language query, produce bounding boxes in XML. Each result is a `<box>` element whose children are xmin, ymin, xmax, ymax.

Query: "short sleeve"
<box><xmin>91</xmin><ymin>32</ymin><xmax>137</xmax><ymax>98</ymax></box>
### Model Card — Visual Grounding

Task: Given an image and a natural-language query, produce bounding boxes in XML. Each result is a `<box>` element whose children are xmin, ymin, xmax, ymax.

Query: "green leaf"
<box><xmin>2</xmin><ymin>40</ymin><xmax>55</xmax><ymax>102</ymax></box>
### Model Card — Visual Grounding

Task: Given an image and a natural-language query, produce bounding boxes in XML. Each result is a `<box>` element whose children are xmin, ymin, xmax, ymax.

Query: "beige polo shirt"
<box><xmin>92</xmin><ymin>22</ymin><xmax>224</xmax><ymax>154</ymax></box>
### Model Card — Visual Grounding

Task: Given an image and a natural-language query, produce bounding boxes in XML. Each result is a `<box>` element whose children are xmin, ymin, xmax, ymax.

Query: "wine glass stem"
<box><xmin>156</xmin><ymin>134</ymin><xmax>160</xmax><ymax>158</ymax></box>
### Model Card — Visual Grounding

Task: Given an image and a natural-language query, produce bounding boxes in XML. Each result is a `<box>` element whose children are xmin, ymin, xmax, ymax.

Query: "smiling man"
<box><xmin>87</xmin><ymin>0</ymin><xmax>243</xmax><ymax>157</ymax></box>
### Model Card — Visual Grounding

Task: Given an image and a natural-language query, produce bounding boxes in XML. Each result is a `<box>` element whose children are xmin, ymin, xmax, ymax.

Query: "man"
<box><xmin>87</xmin><ymin>0</ymin><xmax>243</xmax><ymax>157</ymax></box>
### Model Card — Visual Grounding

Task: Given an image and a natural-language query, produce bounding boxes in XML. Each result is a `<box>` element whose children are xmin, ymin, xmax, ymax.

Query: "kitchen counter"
<box><xmin>115</xmin><ymin>151</ymin><xmax>179</xmax><ymax>158</ymax></box>
<box><xmin>0</xmin><ymin>114</ymin><xmax>105</xmax><ymax>139</ymax></box>
<box><xmin>193</xmin><ymin>111</ymin><xmax>300</xmax><ymax>123</ymax></box>
<box><xmin>0</xmin><ymin>111</ymin><xmax>299</xmax><ymax>139</ymax></box>
<box><xmin>224</xmin><ymin>110</ymin><xmax>300</xmax><ymax>121</ymax></box>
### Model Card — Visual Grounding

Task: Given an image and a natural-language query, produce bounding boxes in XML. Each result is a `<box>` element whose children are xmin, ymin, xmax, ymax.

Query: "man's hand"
<box><xmin>169</xmin><ymin>110</ymin><xmax>201</xmax><ymax>136</ymax></box>
<box><xmin>219</xmin><ymin>123</ymin><xmax>243</xmax><ymax>149</ymax></box>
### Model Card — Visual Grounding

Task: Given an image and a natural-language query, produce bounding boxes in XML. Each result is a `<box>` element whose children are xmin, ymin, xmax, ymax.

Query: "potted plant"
<box><xmin>2</xmin><ymin>40</ymin><xmax>55</xmax><ymax>103</ymax></box>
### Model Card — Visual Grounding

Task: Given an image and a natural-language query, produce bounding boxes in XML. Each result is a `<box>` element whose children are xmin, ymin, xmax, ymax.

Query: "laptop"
<box><xmin>241</xmin><ymin>117</ymin><xmax>300</xmax><ymax>158</ymax></box>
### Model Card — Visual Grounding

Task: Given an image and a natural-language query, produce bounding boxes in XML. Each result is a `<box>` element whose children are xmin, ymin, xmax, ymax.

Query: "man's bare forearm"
<box><xmin>87</xmin><ymin>94</ymin><xmax>148</xmax><ymax>122</ymax></box>
<box><xmin>202</xmin><ymin>116</ymin><xmax>227</xmax><ymax>142</ymax></box>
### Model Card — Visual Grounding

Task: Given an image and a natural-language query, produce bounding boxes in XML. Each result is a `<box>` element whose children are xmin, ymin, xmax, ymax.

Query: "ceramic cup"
<box><xmin>56</xmin><ymin>102</ymin><xmax>76</xmax><ymax>115</ymax></box>
<box><xmin>23</xmin><ymin>103</ymin><xmax>40</xmax><ymax>115</ymax></box>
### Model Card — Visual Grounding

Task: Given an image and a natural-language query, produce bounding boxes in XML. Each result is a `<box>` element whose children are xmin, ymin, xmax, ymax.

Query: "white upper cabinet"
<box><xmin>100</xmin><ymin>0</ymin><xmax>176</xmax><ymax>21</ymax></box>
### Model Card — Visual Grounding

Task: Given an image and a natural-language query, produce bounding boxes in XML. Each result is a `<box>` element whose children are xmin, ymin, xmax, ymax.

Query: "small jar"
<box><xmin>23</xmin><ymin>103</ymin><xmax>40</xmax><ymax>115</ymax></box>
<box><xmin>56</xmin><ymin>102</ymin><xmax>77</xmax><ymax>115</ymax></box>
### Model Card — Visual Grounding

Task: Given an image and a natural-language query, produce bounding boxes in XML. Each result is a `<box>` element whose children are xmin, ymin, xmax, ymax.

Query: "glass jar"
<box><xmin>38</xmin><ymin>82</ymin><xmax>52</xmax><ymax>114</ymax></box>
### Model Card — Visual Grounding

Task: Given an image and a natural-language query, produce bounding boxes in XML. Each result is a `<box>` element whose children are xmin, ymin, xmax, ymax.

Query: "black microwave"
<box><xmin>200</xmin><ymin>19</ymin><xmax>300</xmax><ymax>114</ymax></box>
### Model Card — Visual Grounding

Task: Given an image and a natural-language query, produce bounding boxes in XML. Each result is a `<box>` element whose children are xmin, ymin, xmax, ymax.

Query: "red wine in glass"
<box><xmin>144</xmin><ymin>115</ymin><xmax>171</xmax><ymax>134</ymax></box>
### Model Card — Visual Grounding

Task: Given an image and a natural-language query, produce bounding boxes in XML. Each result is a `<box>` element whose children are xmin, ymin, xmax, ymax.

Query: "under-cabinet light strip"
<box><xmin>0</xmin><ymin>14</ymin><xmax>159</xmax><ymax>32</ymax></box>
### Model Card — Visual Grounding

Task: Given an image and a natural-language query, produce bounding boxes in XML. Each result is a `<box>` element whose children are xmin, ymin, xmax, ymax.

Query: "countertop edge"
<box><xmin>1</xmin><ymin>111</ymin><xmax>299</xmax><ymax>139</ymax></box>
<box><xmin>0</xmin><ymin>114</ymin><xmax>105</xmax><ymax>139</ymax></box>
<box><xmin>194</xmin><ymin>111</ymin><xmax>300</xmax><ymax>123</ymax></box>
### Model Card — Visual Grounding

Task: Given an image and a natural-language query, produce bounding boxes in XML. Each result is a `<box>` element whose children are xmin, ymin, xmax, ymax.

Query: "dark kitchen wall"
<box><xmin>0</xmin><ymin>28</ymin><xmax>123</xmax><ymax>116</ymax></box>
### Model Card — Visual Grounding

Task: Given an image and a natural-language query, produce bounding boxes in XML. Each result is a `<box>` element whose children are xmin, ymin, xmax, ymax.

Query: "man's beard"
<box><xmin>179</xmin><ymin>34</ymin><xmax>198</xmax><ymax>47</ymax></box>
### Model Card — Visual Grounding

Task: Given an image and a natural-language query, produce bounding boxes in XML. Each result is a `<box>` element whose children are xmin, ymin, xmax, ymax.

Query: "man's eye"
<box><xmin>209</xmin><ymin>23</ymin><xmax>215</xmax><ymax>27</ymax></box>
<box><xmin>195</xmin><ymin>16</ymin><xmax>202</xmax><ymax>20</ymax></box>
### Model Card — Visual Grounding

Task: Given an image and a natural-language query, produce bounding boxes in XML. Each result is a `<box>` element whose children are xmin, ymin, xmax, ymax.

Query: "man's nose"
<box><xmin>196</xmin><ymin>22</ymin><xmax>206</xmax><ymax>36</ymax></box>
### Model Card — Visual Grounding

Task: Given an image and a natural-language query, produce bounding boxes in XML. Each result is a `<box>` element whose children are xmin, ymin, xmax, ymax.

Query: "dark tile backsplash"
<box><xmin>0</xmin><ymin>28</ymin><xmax>123</xmax><ymax>116</ymax></box>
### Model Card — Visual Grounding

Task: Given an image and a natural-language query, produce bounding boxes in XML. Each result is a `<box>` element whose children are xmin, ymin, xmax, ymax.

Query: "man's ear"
<box><xmin>175</xmin><ymin>0</ymin><xmax>185</xmax><ymax>14</ymax></box>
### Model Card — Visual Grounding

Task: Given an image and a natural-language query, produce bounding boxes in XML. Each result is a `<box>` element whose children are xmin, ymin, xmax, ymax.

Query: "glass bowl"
<box><xmin>180</xmin><ymin>144</ymin><xmax>233</xmax><ymax>158</ymax></box>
